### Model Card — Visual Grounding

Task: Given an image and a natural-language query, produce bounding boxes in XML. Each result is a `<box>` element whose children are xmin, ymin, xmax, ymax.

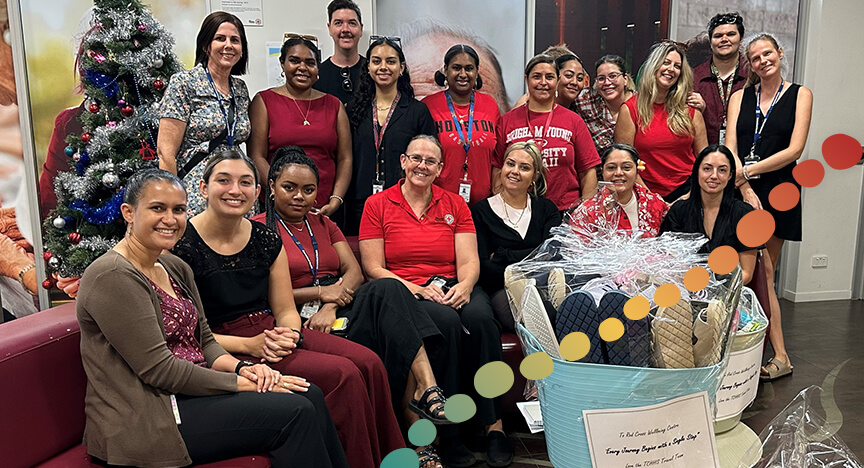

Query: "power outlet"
<box><xmin>811</xmin><ymin>255</ymin><xmax>828</xmax><ymax>268</ymax></box>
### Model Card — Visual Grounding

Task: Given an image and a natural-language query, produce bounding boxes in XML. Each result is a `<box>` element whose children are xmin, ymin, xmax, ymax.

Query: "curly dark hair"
<box><xmin>348</xmin><ymin>38</ymin><xmax>415</xmax><ymax>132</ymax></box>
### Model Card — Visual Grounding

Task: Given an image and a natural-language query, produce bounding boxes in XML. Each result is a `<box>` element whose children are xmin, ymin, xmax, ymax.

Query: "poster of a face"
<box><xmin>376</xmin><ymin>0</ymin><xmax>527</xmax><ymax>113</ymax></box>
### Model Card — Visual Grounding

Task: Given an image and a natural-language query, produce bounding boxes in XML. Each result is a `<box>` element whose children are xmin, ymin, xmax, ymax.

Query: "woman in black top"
<box><xmin>660</xmin><ymin>144</ymin><xmax>760</xmax><ymax>285</ymax></box>
<box><xmin>345</xmin><ymin>36</ymin><xmax>436</xmax><ymax>235</ymax></box>
<box><xmin>472</xmin><ymin>141</ymin><xmax>561</xmax><ymax>331</ymax></box>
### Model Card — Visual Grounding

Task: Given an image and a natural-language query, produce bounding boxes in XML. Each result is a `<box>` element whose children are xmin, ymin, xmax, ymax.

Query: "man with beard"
<box><xmin>313</xmin><ymin>0</ymin><xmax>365</xmax><ymax>104</ymax></box>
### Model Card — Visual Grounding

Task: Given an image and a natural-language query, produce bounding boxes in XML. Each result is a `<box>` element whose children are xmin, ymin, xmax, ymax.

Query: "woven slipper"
<box><xmin>521</xmin><ymin>284</ymin><xmax>562</xmax><ymax>359</ymax></box>
<box><xmin>554</xmin><ymin>290</ymin><xmax>604</xmax><ymax>363</ymax></box>
<box><xmin>547</xmin><ymin>267</ymin><xmax>569</xmax><ymax>310</ymax></box>
<box><xmin>653</xmin><ymin>298</ymin><xmax>695</xmax><ymax>369</ymax></box>
<box><xmin>598</xmin><ymin>290</ymin><xmax>632</xmax><ymax>366</ymax></box>
<box><xmin>760</xmin><ymin>357</ymin><xmax>793</xmax><ymax>381</ymax></box>
<box><xmin>692</xmin><ymin>300</ymin><xmax>725</xmax><ymax>367</ymax></box>
<box><xmin>623</xmin><ymin>297</ymin><xmax>654</xmax><ymax>368</ymax></box>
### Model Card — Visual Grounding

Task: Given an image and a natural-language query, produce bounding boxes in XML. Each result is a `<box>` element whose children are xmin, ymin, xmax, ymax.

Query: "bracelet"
<box><xmin>317</xmin><ymin>285</ymin><xmax>322</xmax><ymax>299</ymax></box>
<box><xmin>17</xmin><ymin>264</ymin><xmax>35</xmax><ymax>289</ymax></box>
<box><xmin>329</xmin><ymin>195</ymin><xmax>344</xmax><ymax>205</ymax></box>
<box><xmin>743</xmin><ymin>165</ymin><xmax>752</xmax><ymax>181</ymax></box>
<box><xmin>291</xmin><ymin>328</ymin><xmax>305</xmax><ymax>347</ymax></box>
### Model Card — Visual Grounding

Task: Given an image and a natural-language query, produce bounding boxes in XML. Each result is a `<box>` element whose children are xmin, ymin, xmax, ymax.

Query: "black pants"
<box><xmin>176</xmin><ymin>384</ymin><xmax>348</xmax><ymax>468</ymax></box>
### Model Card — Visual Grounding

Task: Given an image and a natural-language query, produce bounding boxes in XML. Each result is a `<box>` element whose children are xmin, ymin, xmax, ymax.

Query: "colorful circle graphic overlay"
<box><xmin>599</xmin><ymin>318</ymin><xmax>625</xmax><ymax>341</ymax></box>
<box><xmin>474</xmin><ymin>361</ymin><xmax>514</xmax><ymax>398</ymax></box>
<box><xmin>768</xmin><ymin>182</ymin><xmax>800</xmax><ymax>212</ymax></box>
<box><xmin>708</xmin><ymin>246</ymin><xmax>739</xmax><ymax>274</ymax></box>
<box><xmin>684</xmin><ymin>267</ymin><xmax>710</xmax><ymax>292</ymax></box>
<box><xmin>793</xmin><ymin>159</ymin><xmax>824</xmax><ymax>187</ymax></box>
<box><xmin>654</xmin><ymin>283</ymin><xmax>681</xmax><ymax>307</ymax></box>
<box><xmin>624</xmin><ymin>296</ymin><xmax>650</xmax><ymax>320</ymax></box>
<box><xmin>737</xmin><ymin>209</ymin><xmax>775</xmax><ymax>247</ymax></box>
<box><xmin>560</xmin><ymin>332</ymin><xmax>591</xmax><ymax>361</ymax></box>
<box><xmin>520</xmin><ymin>352</ymin><xmax>554</xmax><ymax>380</ymax></box>
<box><xmin>443</xmin><ymin>394</ymin><xmax>476</xmax><ymax>423</ymax></box>
<box><xmin>407</xmin><ymin>419</ymin><xmax>436</xmax><ymax>447</ymax></box>
<box><xmin>822</xmin><ymin>133</ymin><xmax>862</xmax><ymax>170</ymax></box>
<box><xmin>380</xmin><ymin>448</ymin><xmax>420</xmax><ymax>468</ymax></box>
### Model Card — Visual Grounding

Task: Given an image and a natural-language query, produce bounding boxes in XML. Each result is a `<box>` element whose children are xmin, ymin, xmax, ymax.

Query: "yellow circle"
<box><xmin>559</xmin><ymin>332</ymin><xmax>590</xmax><ymax>361</ymax></box>
<box><xmin>474</xmin><ymin>362</ymin><xmax>515</xmax><ymax>399</ymax></box>
<box><xmin>520</xmin><ymin>352</ymin><xmax>554</xmax><ymax>380</ymax></box>
<box><xmin>624</xmin><ymin>296</ymin><xmax>650</xmax><ymax>320</ymax></box>
<box><xmin>684</xmin><ymin>266</ymin><xmax>710</xmax><ymax>292</ymax></box>
<box><xmin>654</xmin><ymin>283</ymin><xmax>681</xmax><ymax>308</ymax></box>
<box><xmin>598</xmin><ymin>318</ymin><xmax>625</xmax><ymax>341</ymax></box>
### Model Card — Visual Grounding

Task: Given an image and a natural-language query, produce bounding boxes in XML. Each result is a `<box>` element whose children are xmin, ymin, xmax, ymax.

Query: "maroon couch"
<box><xmin>0</xmin><ymin>302</ymin><xmax>269</xmax><ymax>468</ymax></box>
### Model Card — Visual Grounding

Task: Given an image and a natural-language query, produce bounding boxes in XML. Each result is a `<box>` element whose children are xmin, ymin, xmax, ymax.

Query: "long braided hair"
<box><xmin>263</xmin><ymin>145</ymin><xmax>320</xmax><ymax>231</ymax></box>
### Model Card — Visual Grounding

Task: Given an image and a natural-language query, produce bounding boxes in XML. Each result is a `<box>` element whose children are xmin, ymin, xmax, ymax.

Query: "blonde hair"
<box><xmin>503</xmin><ymin>141</ymin><xmax>548</xmax><ymax>197</ymax></box>
<box><xmin>636</xmin><ymin>42</ymin><xmax>694</xmax><ymax>137</ymax></box>
<box><xmin>744</xmin><ymin>33</ymin><xmax>784</xmax><ymax>87</ymax></box>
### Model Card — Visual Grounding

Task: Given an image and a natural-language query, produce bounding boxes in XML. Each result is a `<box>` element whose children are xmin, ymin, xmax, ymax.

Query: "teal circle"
<box><xmin>380</xmin><ymin>448</ymin><xmax>419</xmax><ymax>468</ymax></box>
<box><xmin>443</xmin><ymin>394</ymin><xmax>477</xmax><ymax>423</ymax></box>
<box><xmin>408</xmin><ymin>419</ymin><xmax>437</xmax><ymax>446</ymax></box>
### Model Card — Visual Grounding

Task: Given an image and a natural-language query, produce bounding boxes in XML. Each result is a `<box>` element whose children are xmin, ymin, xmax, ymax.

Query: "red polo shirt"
<box><xmin>359</xmin><ymin>180</ymin><xmax>475</xmax><ymax>285</ymax></box>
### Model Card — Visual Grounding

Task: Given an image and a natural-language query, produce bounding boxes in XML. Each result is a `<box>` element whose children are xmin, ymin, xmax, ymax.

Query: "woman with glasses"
<box><xmin>495</xmin><ymin>54</ymin><xmax>601</xmax><ymax>214</ymax></box>
<box><xmin>360</xmin><ymin>135</ymin><xmax>513</xmax><ymax>467</ymax></box>
<box><xmin>158</xmin><ymin>12</ymin><xmax>252</xmax><ymax>216</ymax></box>
<box><xmin>248</xmin><ymin>35</ymin><xmax>351</xmax><ymax>226</ymax></box>
<box><xmin>421</xmin><ymin>44</ymin><xmax>501</xmax><ymax>206</ymax></box>
<box><xmin>575</xmin><ymin>55</ymin><xmax>635</xmax><ymax>153</ymax></box>
<box><xmin>345</xmin><ymin>35</ymin><xmax>436</xmax><ymax>235</ymax></box>
<box><xmin>614</xmin><ymin>42</ymin><xmax>708</xmax><ymax>201</ymax></box>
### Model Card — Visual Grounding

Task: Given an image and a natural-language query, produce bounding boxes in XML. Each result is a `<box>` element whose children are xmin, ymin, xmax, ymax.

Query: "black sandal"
<box><xmin>409</xmin><ymin>385</ymin><xmax>454</xmax><ymax>425</ymax></box>
<box><xmin>417</xmin><ymin>445</ymin><xmax>443</xmax><ymax>468</ymax></box>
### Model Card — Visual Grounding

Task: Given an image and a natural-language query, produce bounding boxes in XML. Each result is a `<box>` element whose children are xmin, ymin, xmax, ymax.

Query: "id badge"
<box><xmin>372</xmin><ymin>180</ymin><xmax>384</xmax><ymax>194</ymax></box>
<box><xmin>458</xmin><ymin>180</ymin><xmax>472</xmax><ymax>204</ymax></box>
<box><xmin>718</xmin><ymin>128</ymin><xmax>726</xmax><ymax>145</ymax></box>
<box><xmin>300</xmin><ymin>299</ymin><xmax>321</xmax><ymax>319</ymax></box>
<box><xmin>170</xmin><ymin>395</ymin><xmax>181</xmax><ymax>424</ymax></box>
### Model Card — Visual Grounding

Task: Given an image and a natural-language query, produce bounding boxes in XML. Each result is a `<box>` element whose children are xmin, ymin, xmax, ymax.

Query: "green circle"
<box><xmin>408</xmin><ymin>419</ymin><xmax>437</xmax><ymax>446</ymax></box>
<box><xmin>380</xmin><ymin>448</ymin><xmax>419</xmax><ymax>468</ymax></box>
<box><xmin>474</xmin><ymin>361</ymin><xmax>515</xmax><ymax>398</ymax></box>
<box><xmin>444</xmin><ymin>394</ymin><xmax>477</xmax><ymax>423</ymax></box>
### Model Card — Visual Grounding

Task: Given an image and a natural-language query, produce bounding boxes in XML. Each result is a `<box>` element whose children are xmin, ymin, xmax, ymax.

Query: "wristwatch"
<box><xmin>17</xmin><ymin>264</ymin><xmax>35</xmax><ymax>289</ymax></box>
<box><xmin>291</xmin><ymin>328</ymin><xmax>304</xmax><ymax>348</ymax></box>
<box><xmin>234</xmin><ymin>360</ymin><xmax>255</xmax><ymax>374</ymax></box>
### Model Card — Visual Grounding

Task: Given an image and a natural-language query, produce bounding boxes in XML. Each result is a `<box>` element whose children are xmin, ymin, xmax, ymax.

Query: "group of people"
<box><xmin>77</xmin><ymin>2</ymin><xmax>812</xmax><ymax>467</ymax></box>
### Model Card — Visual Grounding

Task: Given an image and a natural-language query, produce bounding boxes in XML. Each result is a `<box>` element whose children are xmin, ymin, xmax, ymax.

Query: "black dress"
<box><xmin>735</xmin><ymin>83</ymin><xmax>802</xmax><ymax>241</ymax></box>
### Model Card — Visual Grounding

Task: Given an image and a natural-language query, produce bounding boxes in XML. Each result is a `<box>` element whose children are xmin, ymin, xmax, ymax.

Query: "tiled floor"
<box><xmin>475</xmin><ymin>298</ymin><xmax>864</xmax><ymax>467</ymax></box>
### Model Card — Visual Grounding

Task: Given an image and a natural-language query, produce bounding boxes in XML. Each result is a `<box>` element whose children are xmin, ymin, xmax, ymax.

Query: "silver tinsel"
<box><xmin>58</xmin><ymin>236</ymin><xmax>119</xmax><ymax>277</ymax></box>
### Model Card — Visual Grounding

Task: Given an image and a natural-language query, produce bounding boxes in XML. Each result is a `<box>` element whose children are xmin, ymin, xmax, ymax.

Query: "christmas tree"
<box><xmin>42</xmin><ymin>0</ymin><xmax>182</xmax><ymax>281</ymax></box>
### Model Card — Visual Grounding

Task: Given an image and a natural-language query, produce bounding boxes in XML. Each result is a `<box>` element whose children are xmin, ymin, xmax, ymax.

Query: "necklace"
<box><xmin>282</xmin><ymin>218</ymin><xmax>304</xmax><ymax>231</ymax></box>
<box><xmin>501</xmin><ymin>195</ymin><xmax>527</xmax><ymax>228</ymax></box>
<box><xmin>286</xmin><ymin>88</ymin><xmax>312</xmax><ymax>126</ymax></box>
<box><xmin>376</xmin><ymin>105</ymin><xmax>391</xmax><ymax>110</ymax></box>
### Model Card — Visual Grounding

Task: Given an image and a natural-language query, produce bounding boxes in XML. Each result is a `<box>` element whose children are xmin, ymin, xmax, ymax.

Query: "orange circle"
<box><xmin>684</xmin><ymin>267</ymin><xmax>710</xmax><ymax>292</ymax></box>
<box><xmin>598</xmin><ymin>318</ymin><xmax>625</xmax><ymax>341</ymax></box>
<box><xmin>768</xmin><ymin>183</ymin><xmax>800</xmax><ymax>211</ymax></box>
<box><xmin>736</xmin><ymin>209</ymin><xmax>775</xmax><ymax>248</ymax></box>
<box><xmin>624</xmin><ymin>296</ymin><xmax>650</xmax><ymax>320</ymax></box>
<box><xmin>708</xmin><ymin>246</ymin><xmax>739</xmax><ymax>275</ymax></box>
<box><xmin>793</xmin><ymin>159</ymin><xmax>825</xmax><ymax>188</ymax></box>
<box><xmin>654</xmin><ymin>283</ymin><xmax>681</xmax><ymax>308</ymax></box>
<box><xmin>822</xmin><ymin>134</ymin><xmax>862</xmax><ymax>170</ymax></box>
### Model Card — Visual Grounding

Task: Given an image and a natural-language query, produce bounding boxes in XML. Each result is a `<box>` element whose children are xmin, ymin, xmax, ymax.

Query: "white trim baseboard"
<box><xmin>782</xmin><ymin>288</ymin><xmax>852</xmax><ymax>303</ymax></box>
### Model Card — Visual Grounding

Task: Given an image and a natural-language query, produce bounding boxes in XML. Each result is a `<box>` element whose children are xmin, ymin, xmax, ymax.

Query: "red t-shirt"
<box><xmin>259</xmin><ymin>90</ymin><xmax>341</xmax><ymax>203</ymax></box>
<box><xmin>358</xmin><ymin>181</ymin><xmax>475</xmax><ymax>285</ymax></box>
<box><xmin>250</xmin><ymin>212</ymin><xmax>345</xmax><ymax>289</ymax></box>
<box><xmin>623</xmin><ymin>96</ymin><xmax>696</xmax><ymax>197</ymax></box>
<box><xmin>494</xmin><ymin>104</ymin><xmax>600</xmax><ymax>211</ymax></box>
<box><xmin>422</xmin><ymin>91</ymin><xmax>500</xmax><ymax>205</ymax></box>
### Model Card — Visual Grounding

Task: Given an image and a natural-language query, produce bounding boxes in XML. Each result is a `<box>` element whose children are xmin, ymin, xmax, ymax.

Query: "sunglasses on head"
<box><xmin>708</xmin><ymin>13</ymin><xmax>743</xmax><ymax>31</ymax></box>
<box><xmin>369</xmin><ymin>35</ymin><xmax>402</xmax><ymax>47</ymax></box>
<box><xmin>284</xmin><ymin>33</ymin><xmax>319</xmax><ymax>47</ymax></box>
<box><xmin>659</xmin><ymin>39</ymin><xmax>689</xmax><ymax>52</ymax></box>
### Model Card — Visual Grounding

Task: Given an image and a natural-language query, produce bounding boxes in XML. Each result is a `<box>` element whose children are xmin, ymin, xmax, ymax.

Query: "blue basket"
<box><xmin>517</xmin><ymin>324</ymin><xmax>725</xmax><ymax>468</ymax></box>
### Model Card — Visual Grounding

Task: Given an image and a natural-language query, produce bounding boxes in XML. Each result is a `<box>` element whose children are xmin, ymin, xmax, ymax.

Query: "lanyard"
<box><xmin>525</xmin><ymin>104</ymin><xmax>557</xmax><ymax>150</ymax></box>
<box><xmin>445</xmin><ymin>90</ymin><xmax>475</xmax><ymax>179</ymax></box>
<box><xmin>372</xmin><ymin>92</ymin><xmax>401</xmax><ymax>180</ymax></box>
<box><xmin>276</xmin><ymin>214</ymin><xmax>319</xmax><ymax>285</ymax></box>
<box><xmin>710</xmin><ymin>60</ymin><xmax>738</xmax><ymax>112</ymax></box>
<box><xmin>204</xmin><ymin>67</ymin><xmax>237</xmax><ymax>148</ymax></box>
<box><xmin>753</xmin><ymin>81</ymin><xmax>784</xmax><ymax>145</ymax></box>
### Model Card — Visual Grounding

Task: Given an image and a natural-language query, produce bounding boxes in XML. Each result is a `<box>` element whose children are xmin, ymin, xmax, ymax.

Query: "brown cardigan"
<box><xmin>77</xmin><ymin>250</ymin><xmax>237</xmax><ymax>467</ymax></box>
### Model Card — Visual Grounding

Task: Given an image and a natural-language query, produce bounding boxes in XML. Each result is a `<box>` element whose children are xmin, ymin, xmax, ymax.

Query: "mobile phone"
<box><xmin>332</xmin><ymin>317</ymin><xmax>349</xmax><ymax>332</ymax></box>
<box><xmin>429</xmin><ymin>276</ymin><xmax>451</xmax><ymax>294</ymax></box>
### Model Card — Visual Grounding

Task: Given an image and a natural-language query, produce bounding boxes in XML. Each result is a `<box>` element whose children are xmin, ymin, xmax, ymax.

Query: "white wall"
<box><xmin>779</xmin><ymin>0</ymin><xmax>864</xmax><ymax>302</ymax></box>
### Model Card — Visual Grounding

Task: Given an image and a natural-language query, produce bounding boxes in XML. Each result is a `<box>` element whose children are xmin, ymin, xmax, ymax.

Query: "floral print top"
<box><xmin>570</xmin><ymin>183</ymin><xmax>669</xmax><ymax>238</ymax></box>
<box><xmin>160</xmin><ymin>64</ymin><xmax>251</xmax><ymax>215</ymax></box>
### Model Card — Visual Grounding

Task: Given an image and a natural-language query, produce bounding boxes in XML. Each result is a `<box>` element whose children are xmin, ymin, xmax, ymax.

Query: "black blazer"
<box><xmin>472</xmin><ymin>196</ymin><xmax>562</xmax><ymax>293</ymax></box>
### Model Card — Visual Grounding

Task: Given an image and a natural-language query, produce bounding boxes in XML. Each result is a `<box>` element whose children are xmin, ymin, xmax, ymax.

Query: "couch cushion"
<box><xmin>35</xmin><ymin>444</ymin><xmax>271</xmax><ymax>468</ymax></box>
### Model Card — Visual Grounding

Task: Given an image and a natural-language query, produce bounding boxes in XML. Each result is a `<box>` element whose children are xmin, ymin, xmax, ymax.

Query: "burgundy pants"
<box><xmin>213</xmin><ymin>312</ymin><xmax>404</xmax><ymax>468</ymax></box>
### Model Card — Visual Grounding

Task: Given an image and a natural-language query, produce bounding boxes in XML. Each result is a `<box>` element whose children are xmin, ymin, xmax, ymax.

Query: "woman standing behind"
<box><xmin>158</xmin><ymin>12</ymin><xmax>251</xmax><ymax>216</ymax></box>
<box><xmin>248</xmin><ymin>35</ymin><xmax>351</xmax><ymax>223</ymax></box>
<box><xmin>725</xmin><ymin>33</ymin><xmax>812</xmax><ymax>381</ymax></box>
<box><xmin>495</xmin><ymin>54</ymin><xmax>600</xmax><ymax>214</ymax></box>
<box><xmin>615</xmin><ymin>42</ymin><xmax>707</xmax><ymax>200</ymax></box>
<box><xmin>575</xmin><ymin>55</ymin><xmax>635</xmax><ymax>153</ymax></box>
<box><xmin>345</xmin><ymin>36</ymin><xmax>436</xmax><ymax>235</ymax></box>
<box><xmin>472</xmin><ymin>141</ymin><xmax>560</xmax><ymax>332</ymax></box>
<box><xmin>422</xmin><ymin>44</ymin><xmax>500</xmax><ymax>205</ymax></box>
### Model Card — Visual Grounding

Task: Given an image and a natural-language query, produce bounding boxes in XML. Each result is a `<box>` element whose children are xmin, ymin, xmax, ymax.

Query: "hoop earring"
<box><xmin>280</xmin><ymin>71</ymin><xmax>285</xmax><ymax>78</ymax></box>
<box><xmin>269</xmin><ymin>192</ymin><xmax>275</xmax><ymax>201</ymax></box>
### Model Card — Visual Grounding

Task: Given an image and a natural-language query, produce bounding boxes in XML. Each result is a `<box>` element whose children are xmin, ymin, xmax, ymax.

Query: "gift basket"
<box><xmin>506</xmin><ymin>190</ymin><xmax>745</xmax><ymax>467</ymax></box>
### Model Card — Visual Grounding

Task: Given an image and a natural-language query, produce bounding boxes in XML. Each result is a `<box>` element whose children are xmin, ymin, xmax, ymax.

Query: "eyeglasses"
<box><xmin>596</xmin><ymin>72</ymin><xmax>624</xmax><ymax>83</ymax></box>
<box><xmin>404</xmin><ymin>154</ymin><xmax>441</xmax><ymax>167</ymax></box>
<box><xmin>284</xmin><ymin>33</ymin><xmax>319</xmax><ymax>46</ymax></box>
<box><xmin>370</xmin><ymin>35</ymin><xmax>402</xmax><ymax>47</ymax></box>
<box><xmin>341</xmin><ymin>67</ymin><xmax>353</xmax><ymax>93</ymax></box>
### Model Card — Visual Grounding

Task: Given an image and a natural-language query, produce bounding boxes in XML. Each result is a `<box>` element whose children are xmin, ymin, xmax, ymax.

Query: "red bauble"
<box><xmin>68</xmin><ymin>232</ymin><xmax>82</xmax><ymax>244</ymax></box>
<box><xmin>88</xmin><ymin>103</ymin><xmax>100</xmax><ymax>113</ymax></box>
<box><xmin>81</xmin><ymin>132</ymin><xmax>92</xmax><ymax>143</ymax></box>
<box><xmin>154</xmin><ymin>79</ymin><xmax>165</xmax><ymax>91</ymax></box>
<box><xmin>43</xmin><ymin>251</ymin><xmax>53</xmax><ymax>261</ymax></box>
<box><xmin>42</xmin><ymin>278</ymin><xmax>56</xmax><ymax>289</ymax></box>
<box><xmin>120</xmin><ymin>105</ymin><xmax>134</xmax><ymax>117</ymax></box>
